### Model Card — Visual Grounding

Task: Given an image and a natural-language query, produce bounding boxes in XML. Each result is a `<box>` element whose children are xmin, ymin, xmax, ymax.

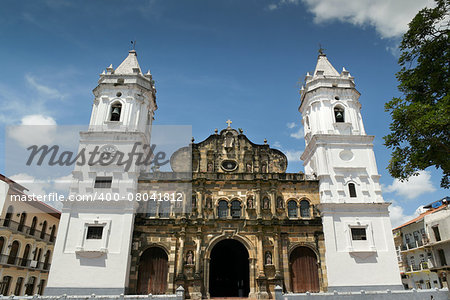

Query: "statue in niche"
<box><xmin>265</xmin><ymin>251</ymin><xmax>272</xmax><ymax>265</ymax></box>
<box><xmin>192</xmin><ymin>194</ymin><xmax>197</xmax><ymax>208</ymax></box>
<box><xmin>224</xmin><ymin>132</ymin><xmax>234</xmax><ymax>148</ymax></box>
<box><xmin>207</xmin><ymin>161</ymin><xmax>213</xmax><ymax>172</ymax></box>
<box><xmin>246</xmin><ymin>162</ymin><xmax>252</xmax><ymax>173</ymax></box>
<box><xmin>247</xmin><ymin>195</ymin><xmax>254</xmax><ymax>209</ymax></box>
<box><xmin>263</xmin><ymin>197</ymin><xmax>270</xmax><ymax>209</ymax></box>
<box><xmin>261</xmin><ymin>163</ymin><xmax>267</xmax><ymax>173</ymax></box>
<box><xmin>206</xmin><ymin>197</ymin><xmax>212</xmax><ymax>209</ymax></box>
<box><xmin>277</xmin><ymin>197</ymin><xmax>283</xmax><ymax>208</ymax></box>
<box><xmin>186</xmin><ymin>250</ymin><xmax>194</xmax><ymax>265</ymax></box>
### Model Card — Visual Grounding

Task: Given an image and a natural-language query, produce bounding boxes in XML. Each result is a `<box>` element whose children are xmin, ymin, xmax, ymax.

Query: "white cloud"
<box><xmin>384</xmin><ymin>170</ymin><xmax>436</xmax><ymax>199</ymax></box>
<box><xmin>286</xmin><ymin>122</ymin><xmax>296</xmax><ymax>129</ymax></box>
<box><xmin>7</xmin><ymin>114</ymin><xmax>57</xmax><ymax>147</ymax></box>
<box><xmin>388</xmin><ymin>201</ymin><xmax>424</xmax><ymax>228</ymax></box>
<box><xmin>267</xmin><ymin>4</ymin><xmax>278</xmax><ymax>10</ymax></box>
<box><xmin>273</xmin><ymin>141</ymin><xmax>282</xmax><ymax>148</ymax></box>
<box><xmin>301</xmin><ymin>0</ymin><xmax>434</xmax><ymax>39</ymax></box>
<box><xmin>267</xmin><ymin>0</ymin><xmax>300</xmax><ymax>10</ymax></box>
<box><xmin>52</xmin><ymin>174</ymin><xmax>73</xmax><ymax>193</ymax></box>
<box><xmin>285</xmin><ymin>150</ymin><xmax>302</xmax><ymax>162</ymax></box>
<box><xmin>10</xmin><ymin>173</ymin><xmax>50</xmax><ymax>197</ymax></box>
<box><xmin>25</xmin><ymin>74</ymin><xmax>66</xmax><ymax>99</ymax></box>
<box><xmin>290</xmin><ymin>126</ymin><xmax>304</xmax><ymax>139</ymax></box>
<box><xmin>9</xmin><ymin>173</ymin><xmax>70</xmax><ymax>211</ymax></box>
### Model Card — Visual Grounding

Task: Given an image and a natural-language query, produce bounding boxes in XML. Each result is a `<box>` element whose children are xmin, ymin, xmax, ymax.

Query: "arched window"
<box><xmin>3</xmin><ymin>206</ymin><xmax>13</xmax><ymax>227</ymax></box>
<box><xmin>0</xmin><ymin>237</ymin><xmax>4</xmax><ymax>255</ymax></box>
<box><xmin>146</xmin><ymin>200</ymin><xmax>157</xmax><ymax>218</ymax></box>
<box><xmin>25</xmin><ymin>276</ymin><xmax>36</xmax><ymax>296</ymax></box>
<box><xmin>218</xmin><ymin>200</ymin><xmax>228</xmax><ymax>218</ymax></box>
<box><xmin>30</xmin><ymin>217</ymin><xmax>37</xmax><ymax>236</ymax></box>
<box><xmin>231</xmin><ymin>200</ymin><xmax>241</xmax><ymax>218</ymax></box>
<box><xmin>349</xmin><ymin>183</ymin><xmax>357</xmax><ymax>198</ymax></box>
<box><xmin>40</xmin><ymin>221</ymin><xmax>47</xmax><ymax>240</ymax></box>
<box><xmin>334</xmin><ymin>106</ymin><xmax>344</xmax><ymax>123</ymax></box>
<box><xmin>0</xmin><ymin>276</ymin><xmax>12</xmax><ymax>295</ymax></box>
<box><xmin>300</xmin><ymin>200</ymin><xmax>310</xmax><ymax>218</ymax></box>
<box><xmin>305</xmin><ymin>116</ymin><xmax>310</xmax><ymax>129</ymax></box>
<box><xmin>35</xmin><ymin>248</ymin><xmax>42</xmax><ymax>267</ymax></box>
<box><xmin>288</xmin><ymin>201</ymin><xmax>298</xmax><ymax>218</ymax></box>
<box><xmin>158</xmin><ymin>201</ymin><xmax>170</xmax><ymax>218</ymax></box>
<box><xmin>43</xmin><ymin>250</ymin><xmax>51</xmax><ymax>270</ymax></box>
<box><xmin>18</xmin><ymin>212</ymin><xmax>26</xmax><ymax>232</ymax></box>
<box><xmin>110</xmin><ymin>102</ymin><xmax>122</xmax><ymax>121</ymax></box>
<box><xmin>7</xmin><ymin>240</ymin><xmax>20</xmax><ymax>265</ymax></box>
<box><xmin>49</xmin><ymin>225</ymin><xmax>56</xmax><ymax>242</ymax></box>
<box><xmin>37</xmin><ymin>279</ymin><xmax>46</xmax><ymax>295</ymax></box>
<box><xmin>14</xmin><ymin>277</ymin><xmax>24</xmax><ymax>296</ymax></box>
<box><xmin>21</xmin><ymin>244</ymin><xmax>31</xmax><ymax>267</ymax></box>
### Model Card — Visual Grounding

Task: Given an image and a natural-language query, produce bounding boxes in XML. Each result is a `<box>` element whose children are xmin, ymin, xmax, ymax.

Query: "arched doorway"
<box><xmin>209</xmin><ymin>239</ymin><xmax>250</xmax><ymax>297</ymax></box>
<box><xmin>289</xmin><ymin>246</ymin><xmax>320</xmax><ymax>293</ymax></box>
<box><xmin>137</xmin><ymin>247</ymin><xmax>168</xmax><ymax>295</ymax></box>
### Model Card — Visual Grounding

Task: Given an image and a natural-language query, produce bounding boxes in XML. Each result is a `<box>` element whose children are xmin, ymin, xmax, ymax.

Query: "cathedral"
<box><xmin>45</xmin><ymin>50</ymin><xmax>402</xmax><ymax>297</ymax></box>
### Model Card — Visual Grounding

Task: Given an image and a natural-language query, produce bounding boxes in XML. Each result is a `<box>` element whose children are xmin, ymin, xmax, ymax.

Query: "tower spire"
<box><xmin>313</xmin><ymin>53</ymin><xmax>339</xmax><ymax>77</ymax></box>
<box><xmin>115</xmin><ymin>49</ymin><xmax>142</xmax><ymax>75</ymax></box>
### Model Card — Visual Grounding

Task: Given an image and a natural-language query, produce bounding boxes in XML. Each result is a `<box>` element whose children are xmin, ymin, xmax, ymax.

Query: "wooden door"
<box><xmin>290</xmin><ymin>247</ymin><xmax>319</xmax><ymax>293</ymax></box>
<box><xmin>137</xmin><ymin>247</ymin><xmax>168</xmax><ymax>294</ymax></box>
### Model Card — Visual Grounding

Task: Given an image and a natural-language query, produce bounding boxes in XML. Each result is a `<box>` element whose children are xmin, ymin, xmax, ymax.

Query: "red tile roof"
<box><xmin>393</xmin><ymin>205</ymin><xmax>447</xmax><ymax>230</ymax></box>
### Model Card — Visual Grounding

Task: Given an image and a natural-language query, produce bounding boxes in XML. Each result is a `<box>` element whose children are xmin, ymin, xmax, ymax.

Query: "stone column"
<box><xmin>274</xmin><ymin>233</ymin><xmax>281</xmax><ymax>278</ymax></box>
<box><xmin>258</xmin><ymin>233</ymin><xmax>265</xmax><ymax>277</ymax></box>
<box><xmin>248</xmin><ymin>258</ymin><xmax>257</xmax><ymax>299</ymax></box>
<box><xmin>255</xmin><ymin>187</ymin><xmax>261</xmax><ymax>219</ymax></box>
<box><xmin>176</xmin><ymin>232</ymin><xmax>185</xmax><ymax>279</ymax></box>
<box><xmin>204</xmin><ymin>257</ymin><xmax>211</xmax><ymax>298</ymax></box>
<box><xmin>270</xmin><ymin>188</ymin><xmax>276</xmax><ymax>216</ymax></box>
<box><xmin>194</xmin><ymin>234</ymin><xmax>201</xmax><ymax>275</ymax></box>
<box><xmin>281</xmin><ymin>233</ymin><xmax>290</xmax><ymax>292</ymax></box>
<box><xmin>191</xmin><ymin>233</ymin><xmax>203</xmax><ymax>300</ymax></box>
<box><xmin>198</xmin><ymin>188</ymin><xmax>204</xmax><ymax>217</ymax></box>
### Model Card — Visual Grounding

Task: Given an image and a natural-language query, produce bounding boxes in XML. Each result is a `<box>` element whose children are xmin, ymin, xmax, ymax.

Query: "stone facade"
<box><xmin>130</xmin><ymin>127</ymin><xmax>326</xmax><ymax>299</ymax></box>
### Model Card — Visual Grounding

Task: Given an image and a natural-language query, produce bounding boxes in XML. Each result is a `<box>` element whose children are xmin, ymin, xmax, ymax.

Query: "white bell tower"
<box><xmin>46</xmin><ymin>50</ymin><xmax>157</xmax><ymax>295</ymax></box>
<box><xmin>300</xmin><ymin>52</ymin><xmax>402</xmax><ymax>291</ymax></box>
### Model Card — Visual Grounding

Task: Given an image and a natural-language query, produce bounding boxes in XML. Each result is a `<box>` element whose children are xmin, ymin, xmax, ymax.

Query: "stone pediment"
<box><xmin>170</xmin><ymin>127</ymin><xmax>287</xmax><ymax>173</ymax></box>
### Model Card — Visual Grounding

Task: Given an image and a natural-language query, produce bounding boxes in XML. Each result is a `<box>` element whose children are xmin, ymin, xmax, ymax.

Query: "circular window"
<box><xmin>116</xmin><ymin>92</ymin><xmax>122</xmax><ymax>97</ymax></box>
<box><xmin>339</xmin><ymin>150</ymin><xmax>354</xmax><ymax>161</ymax></box>
<box><xmin>221</xmin><ymin>160</ymin><xmax>237</xmax><ymax>171</ymax></box>
<box><xmin>335</xmin><ymin>96</ymin><xmax>340</xmax><ymax>100</ymax></box>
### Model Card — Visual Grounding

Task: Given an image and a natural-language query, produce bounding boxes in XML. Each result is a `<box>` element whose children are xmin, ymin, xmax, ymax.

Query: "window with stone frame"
<box><xmin>300</xmin><ymin>200</ymin><xmax>310</xmax><ymax>217</ymax></box>
<box><xmin>231</xmin><ymin>200</ymin><xmax>241</xmax><ymax>218</ymax></box>
<box><xmin>288</xmin><ymin>200</ymin><xmax>298</xmax><ymax>218</ymax></box>
<box><xmin>86</xmin><ymin>226</ymin><xmax>104</xmax><ymax>240</ymax></box>
<box><xmin>348</xmin><ymin>183</ymin><xmax>357</xmax><ymax>197</ymax></box>
<box><xmin>351</xmin><ymin>227</ymin><xmax>367</xmax><ymax>240</ymax></box>
<box><xmin>94</xmin><ymin>176</ymin><xmax>112</xmax><ymax>188</ymax></box>
<box><xmin>218</xmin><ymin>200</ymin><xmax>228</xmax><ymax>218</ymax></box>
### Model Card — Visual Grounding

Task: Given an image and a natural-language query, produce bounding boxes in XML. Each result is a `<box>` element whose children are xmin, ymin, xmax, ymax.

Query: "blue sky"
<box><xmin>0</xmin><ymin>0</ymin><xmax>446</xmax><ymax>227</ymax></box>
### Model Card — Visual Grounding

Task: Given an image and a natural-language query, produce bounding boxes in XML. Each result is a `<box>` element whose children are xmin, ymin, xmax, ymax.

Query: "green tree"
<box><xmin>384</xmin><ymin>0</ymin><xmax>450</xmax><ymax>188</ymax></box>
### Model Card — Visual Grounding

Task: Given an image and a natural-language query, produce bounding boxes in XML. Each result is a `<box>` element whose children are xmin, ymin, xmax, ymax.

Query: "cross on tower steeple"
<box><xmin>226</xmin><ymin>119</ymin><xmax>232</xmax><ymax>128</ymax></box>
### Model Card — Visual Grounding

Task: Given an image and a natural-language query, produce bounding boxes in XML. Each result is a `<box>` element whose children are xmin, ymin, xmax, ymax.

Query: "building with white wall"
<box><xmin>46</xmin><ymin>50</ymin><xmax>157</xmax><ymax>295</ymax></box>
<box><xmin>45</xmin><ymin>50</ymin><xmax>406</xmax><ymax>296</ymax></box>
<box><xmin>299</xmin><ymin>52</ymin><xmax>403</xmax><ymax>291</ymax></box>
